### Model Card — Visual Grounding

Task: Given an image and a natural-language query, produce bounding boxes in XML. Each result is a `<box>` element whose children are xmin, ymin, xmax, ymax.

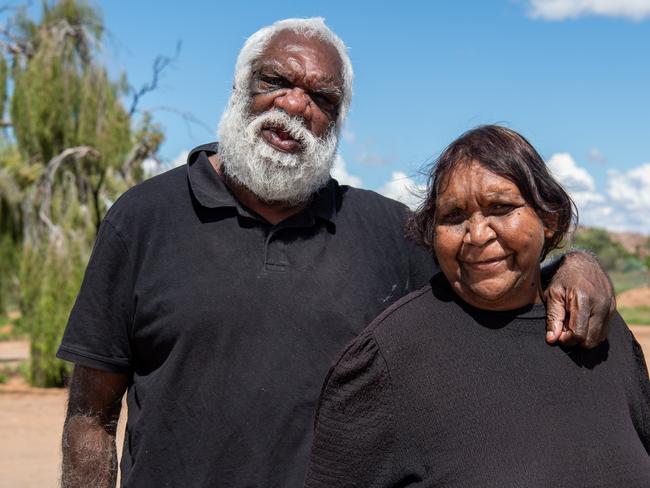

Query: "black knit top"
<box><xmin>304</xmin><ymin>274</ymin><xmax>650</xmax><ymax>487</ymax></box>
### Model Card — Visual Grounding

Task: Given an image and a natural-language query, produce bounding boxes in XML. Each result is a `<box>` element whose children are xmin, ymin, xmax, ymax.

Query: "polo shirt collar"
<box><xmin>186</xmin><ymin>142</ymin><xmax>338</xmax><ymax>226</ymax></box>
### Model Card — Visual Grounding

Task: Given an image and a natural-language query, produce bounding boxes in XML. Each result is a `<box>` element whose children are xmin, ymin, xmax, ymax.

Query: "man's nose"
<box><xmin>274</xmin><ymin>87</ymin><xmax>312</xmax><ymax>120</ymax></box>
<box><xmin>462</xmin><ymin>215</ymin><xmax>496</xmax><ymax>246</ymax></box>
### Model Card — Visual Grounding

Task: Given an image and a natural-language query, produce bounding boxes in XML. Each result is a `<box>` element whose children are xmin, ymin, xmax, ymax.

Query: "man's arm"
<box><xmin>62</xmin><ymin>365</ymin><xmax>129</xmax><ymax>488</ymax></box>
<box><xmin>543</xmin><ymin>250</ymin><xmax>616</xmax><ymax>349</ymax></box>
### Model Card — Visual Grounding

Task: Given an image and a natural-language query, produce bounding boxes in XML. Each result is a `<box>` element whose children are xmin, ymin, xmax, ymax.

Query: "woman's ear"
<box><xmin>543</xmin><ymin>214</ymin><xmax>559</xmax><ymax>240</ymax></box>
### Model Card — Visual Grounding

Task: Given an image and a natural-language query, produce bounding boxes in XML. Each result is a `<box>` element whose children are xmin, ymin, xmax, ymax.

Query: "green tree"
<box><xmin>571</xmin><ymin>227</ymin><xmax>635</xmax><ymax>272</ymax></box>
<box><xmin>0</xmin><ymin>1</ymin><xmax>164</xmax><ymax>386</ymax></box>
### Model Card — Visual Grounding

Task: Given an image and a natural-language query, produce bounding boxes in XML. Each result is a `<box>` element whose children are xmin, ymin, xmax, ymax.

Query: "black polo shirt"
<box><xmin>57</xmin><ymin>142</ymin><xmax>436</xmax><ymax>487</ymax></box>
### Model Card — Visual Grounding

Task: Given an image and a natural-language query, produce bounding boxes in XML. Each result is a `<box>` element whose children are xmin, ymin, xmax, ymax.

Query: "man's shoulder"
<box><xmin>104</xmin><ymin>164</ymin><xmax>189</xmax><ymax>227</ymax></box>
<box><xmin>336</xmin><ymin>183</ymin><xmax>411</xmax><ymax>221</ymax></box>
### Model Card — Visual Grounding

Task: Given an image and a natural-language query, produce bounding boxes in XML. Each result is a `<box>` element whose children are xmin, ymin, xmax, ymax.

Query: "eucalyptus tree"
<box><xmin>0</xmin><ymin>0</ymin><xmax>164</xmax><ymax>386</ymax></box>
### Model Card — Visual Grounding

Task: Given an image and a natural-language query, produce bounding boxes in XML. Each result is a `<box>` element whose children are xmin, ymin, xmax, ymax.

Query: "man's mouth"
<box><xmin>261</xmin><ymin>126</ymin><xmax>302</xmax><ymax>153</ymax></box>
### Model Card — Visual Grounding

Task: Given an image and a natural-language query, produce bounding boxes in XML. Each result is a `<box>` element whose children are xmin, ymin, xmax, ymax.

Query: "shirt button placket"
<box><xmin>263</xmin><ymin>227</ymin><xmax>289</xmax><ymax>272</ymax></box>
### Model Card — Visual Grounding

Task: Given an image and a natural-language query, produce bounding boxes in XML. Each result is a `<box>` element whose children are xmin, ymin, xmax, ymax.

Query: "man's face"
<box><xmin>249</xmin><ymin>30</ymin><xmax>344</xmax><ymax>143</ymax></box>
<box><xmin>217</xmin><ymin>31</ymin><xmax>345</xmax><ymax>206</ymax></box>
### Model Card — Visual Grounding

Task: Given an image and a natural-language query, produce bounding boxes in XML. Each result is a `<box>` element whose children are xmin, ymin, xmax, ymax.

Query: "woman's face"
<box><xmin>433</xmin><ymin>161</ymin><xmax>554</xmax><ymax>311</ymax></box>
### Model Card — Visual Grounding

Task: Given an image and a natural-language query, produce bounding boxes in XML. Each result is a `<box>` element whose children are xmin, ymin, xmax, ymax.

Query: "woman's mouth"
<box><xmin>461</xmin><ymin>255</ymin><xmax>511</xmax><ymax>272</ymax></box>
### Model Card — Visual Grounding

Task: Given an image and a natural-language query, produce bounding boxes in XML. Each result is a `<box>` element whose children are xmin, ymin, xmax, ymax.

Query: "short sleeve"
<box><xmin>304</xmin><ymin>331</ymin><xmax>396</xmax><ymax>488</ymax></box>
<box><xmin>56</xmin><ymin>218</ymin><xmax>134</xmax><ymax>373</ymax></box>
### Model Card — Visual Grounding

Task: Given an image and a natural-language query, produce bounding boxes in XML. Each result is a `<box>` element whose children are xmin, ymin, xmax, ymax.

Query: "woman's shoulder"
<box><xmin>368</xmin><ymin>285</ymin><xmax>434</xmax><ymax>333</ymax></box>
<box><xmin>366</xmin><ymin>275</ymin><xmax>459</xmax><ymax>344</ymax></box>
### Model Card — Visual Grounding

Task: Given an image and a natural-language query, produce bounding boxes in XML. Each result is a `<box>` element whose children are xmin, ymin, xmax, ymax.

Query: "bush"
<box><xmin>0</xmin><ymin>233</ymin><xmax>18</xmax><ymax>313</ymax></box>
<box><xmin>20</xmin><ymin>240</ymin><xmax>86</xmax><ymax>387</ymax></box>
<box><xmin>572</xmin><ymin>228</ymin><xmax>634</xmax><ymax>273</ymax></box>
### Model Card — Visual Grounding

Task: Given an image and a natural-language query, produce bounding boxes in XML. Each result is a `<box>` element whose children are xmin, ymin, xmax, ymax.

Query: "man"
<box><xmin>58</xmin><ymin>18</ymin><xmax>613</xmax><ymax>488</ymax></box>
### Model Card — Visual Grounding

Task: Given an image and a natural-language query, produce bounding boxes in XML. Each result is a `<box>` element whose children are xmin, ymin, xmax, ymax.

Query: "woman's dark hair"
<box><xmin>409</xmin><ymin>125</ymin><xmax>577</xmax><ymax>260</ymax></box>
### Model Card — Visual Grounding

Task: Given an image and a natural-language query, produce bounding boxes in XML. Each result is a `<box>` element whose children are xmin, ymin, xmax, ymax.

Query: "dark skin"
<box><xmin>61</xmin><ymin>366</ymin><xmax>127</xmax><ymax>488</ymax></box>
<box><xmin>218</xmin><ymin>30</ymin><xmax>344</xmax><ymax>225</ymax></box>
<box><xmin>62</xmin><ymin>30</ymin><xmax>615</xmax><ymax>487</ymax></box>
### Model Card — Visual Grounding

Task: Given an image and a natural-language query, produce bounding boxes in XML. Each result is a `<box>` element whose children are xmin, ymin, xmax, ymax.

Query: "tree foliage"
<box><xmin>0</xmin><ymin>0</ymin><xmax>164</xmax><ymax>386</ymax></box>
<box><xmin>572</xmin><ymin>227</ymin><xmax>644</xmax><ymax>273</ymax></box>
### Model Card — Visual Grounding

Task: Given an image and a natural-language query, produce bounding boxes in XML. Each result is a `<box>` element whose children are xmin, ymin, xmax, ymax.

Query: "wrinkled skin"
<box><xmin>544</xmin><ymin>251</ymin><xmax>615</xmax><ymax>349</ymax></box>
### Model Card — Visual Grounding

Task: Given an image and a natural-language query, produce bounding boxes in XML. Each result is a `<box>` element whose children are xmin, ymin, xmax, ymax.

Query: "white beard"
<box><xmin>217</xmin><ymin>90</ymin><xmax>339</xmax><ymax>206</ymax></box>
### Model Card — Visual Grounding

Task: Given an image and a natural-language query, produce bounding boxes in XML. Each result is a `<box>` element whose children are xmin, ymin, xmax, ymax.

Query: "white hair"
<box><xmin>232</xmin><ymin>17</ymin><xmax>353</xmax><ymax>127</ymax></box>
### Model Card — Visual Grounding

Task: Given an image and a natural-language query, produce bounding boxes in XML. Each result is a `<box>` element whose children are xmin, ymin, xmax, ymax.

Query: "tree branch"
<box><xmin>128</xmin><ymin>40</ymin><xmax>181</xmax><ymax>116</ymax></box>
<box><xmin>148</xmin><ymin>105</ymin><xmax>214</xmax><ymax>139</ymax></box>
<box><xmin>37</xmin><ymin>146</ymin><xmax>99</xmax><ymax>245</ymax></box>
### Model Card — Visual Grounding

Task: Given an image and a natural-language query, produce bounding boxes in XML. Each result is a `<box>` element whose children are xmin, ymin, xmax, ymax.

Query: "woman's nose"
<box><xmin>463</xmin><ymin>215</ymin><xmax>497</xmax><ymax>246</ymax></box>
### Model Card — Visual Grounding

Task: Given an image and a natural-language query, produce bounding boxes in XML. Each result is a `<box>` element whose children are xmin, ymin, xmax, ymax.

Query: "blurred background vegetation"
<box><xmin>0</xmin><ymin>0</ymin><xmax>648</xmax><ymax>388</ymax></box>
<box><xmin>0</xmin><ymin>0</ymin><xmax>163</xmax><ymax>386</ymax></box>
<box><xmin>571</xmin><ymin>227</ymin><xmax>650</xmax><ymax>326</ymax></box>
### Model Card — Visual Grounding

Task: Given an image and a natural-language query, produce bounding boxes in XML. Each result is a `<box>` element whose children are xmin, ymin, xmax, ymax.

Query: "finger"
<box><xmin>582</xmin><ymin>316</ymin><xmax>602</xmax><ymax>349</ymax></box>
<box><xmin>545</xmin><ymin>287</ymin><xmax>566</xmax><ymax>344</ymax></box>
<box><xmin>593</xmin><ymin>307</ymin><xmax>614</xmax><ymax>347</ymax></box>
<box><xmin>558</xmin><ymin>328</ymin><xmax>578</xmax><ymax>347</ymax></box>
<box><xmin>591</xmin><ymin>293</ymin><xmax>616</xmax><ymax>347</ymax></box>
<box><xmin>560</xmin><ymin>290</ymin><xmax>590</xmax><ymax>346</ymax></box>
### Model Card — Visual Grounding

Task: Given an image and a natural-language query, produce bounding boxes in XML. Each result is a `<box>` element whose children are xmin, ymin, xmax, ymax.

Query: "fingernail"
<box><xmin>546</xmin><ymin>331</ymin><xmax>554</xmax><ymax>341</ymax></box>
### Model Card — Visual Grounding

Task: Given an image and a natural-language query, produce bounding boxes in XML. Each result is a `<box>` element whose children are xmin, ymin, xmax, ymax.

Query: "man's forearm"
<box><xmin>62</xmin><ymin>414</ymin><xmax>119</xmax><ymax>488</ymax></box>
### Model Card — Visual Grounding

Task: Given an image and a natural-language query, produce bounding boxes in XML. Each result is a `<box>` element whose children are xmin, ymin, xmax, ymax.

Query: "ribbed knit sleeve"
<box><xmin>304</xmin><ymin>331</ymin><xmax>396</xmax><ymax>488</ymax></box>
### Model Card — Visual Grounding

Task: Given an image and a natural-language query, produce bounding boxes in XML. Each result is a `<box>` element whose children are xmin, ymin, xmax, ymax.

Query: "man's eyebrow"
<box><xmin>312</xmin><ymin>85</ymin><xmax>343</xmax><ymax>98</ymax></box>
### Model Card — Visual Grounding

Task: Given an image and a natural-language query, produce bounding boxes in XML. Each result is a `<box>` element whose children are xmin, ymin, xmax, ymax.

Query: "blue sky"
<box><xmin>18</xmin><ymin>1</ymin><xmax>650</xmax><ymax>232</ymax></box>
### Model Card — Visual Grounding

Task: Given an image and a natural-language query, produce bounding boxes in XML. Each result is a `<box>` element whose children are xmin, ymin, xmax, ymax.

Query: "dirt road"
<box><xmin>3</xmin><ymin>328</ymin><xmax>650</xmax><ymax>487</ymax></box>
<box><xmin>0</xmin><ymin>341</ymin><xmax>125</xmax><ymax>488</ymax></box>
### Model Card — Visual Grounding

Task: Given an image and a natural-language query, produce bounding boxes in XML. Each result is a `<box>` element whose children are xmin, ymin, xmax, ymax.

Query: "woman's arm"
<box><xmin>304</xmin><ymin>332</ymin><xmax>397</xmax><ymax>488</ymax></box>
<box><xmin>621</xmin><ymin>321</ymin><xmax>650</xmax><ymax>453</ymax></box>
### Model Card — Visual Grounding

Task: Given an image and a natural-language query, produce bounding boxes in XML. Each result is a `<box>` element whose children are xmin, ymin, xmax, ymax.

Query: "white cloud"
<box><xmin>144</xmin><ymin>149</ymin><xmax>189</xmax><ymax>179</ymax></box>
<box><xmin>607</xmin><ymin>163</ymin><xmax>650</xmax><ymax>209</ymax></box>
<box><xmin>587</xmin><ymin>148</ymin><xmax>607</xmax><ymax>164</ymax></box>
<box><xmin>171</xmin><ymin>149</ymin><xmax>190</xmax><ymax>168</ymax></box>
<box><xmin>376</xmin><ymin>172</ymin><xmax>425</xmax><ymax>209</ymax></box>
<box><xmin>331</xmin><ymin>154</ymin><xmax>363</xmax><ymax>187</ymax></box>
<box><xmin>342</xmin><ymin>130</ymin><xmax>357</xmax><ymax>144</ymax></box>
<box><xmin>547</xmin><ymin>152</ymin><xmax>596</xmax><ymax>192</ymax></box>
<box><xmin>528</xmin><ymin>0</ymin><xmax>650</xmax><ymax>21</ymax></box>
<box><xmin>142</xmin><ymin>157</ymin><xmax>160</xmax><ymax>177</ymax></box>
<box><xmin>547</xmin><ymin>152</ymin><xmax>650</xmax><ymax>233</ymax></box>
<box><xmin>547</xmin><ymin>153</ymin><xmax>610</xmax><ymax>227</ymax></box>
<box><xmin>606</xmin><ymin>163</ymin><xmax>650</xmax><ymax>231</ymax></box>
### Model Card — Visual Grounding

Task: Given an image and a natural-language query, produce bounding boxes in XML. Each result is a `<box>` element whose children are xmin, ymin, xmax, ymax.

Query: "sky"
<box><xmin>14</xmin><ymin>0</ymin><xmax>650</xmax><ymax>233</ymax></box>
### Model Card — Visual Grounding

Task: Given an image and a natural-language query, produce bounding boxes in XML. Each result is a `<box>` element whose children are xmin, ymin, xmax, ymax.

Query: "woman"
<box><xmin>304</xmin><ymin>126</ymin><xmax>650</xmax><ymax>487</ymax></box>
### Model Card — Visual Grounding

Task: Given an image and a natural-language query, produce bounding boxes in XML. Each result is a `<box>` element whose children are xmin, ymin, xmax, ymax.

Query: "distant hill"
<box><xmin>606</xmin><ymin>230</ymin><xmax>650</xmax><ymax>260</ymax></box>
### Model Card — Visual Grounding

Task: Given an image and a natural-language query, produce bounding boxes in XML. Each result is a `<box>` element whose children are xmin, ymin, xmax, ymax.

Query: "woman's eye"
<box><xmin>439</xmin><ymin>211</ymin><xmax>466</xmax><ymax>225</ymax></box>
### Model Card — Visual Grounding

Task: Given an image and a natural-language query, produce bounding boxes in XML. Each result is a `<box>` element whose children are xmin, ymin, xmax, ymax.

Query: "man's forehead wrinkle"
<box><xmin>284</xmin><ymin>43</ymin><xmax>308</xmax><ymax>54</ymax></box>
<box><xmin>255</xmin><ymin>59</ymin><xmax>284</xmax><ymax>72</ymax></box>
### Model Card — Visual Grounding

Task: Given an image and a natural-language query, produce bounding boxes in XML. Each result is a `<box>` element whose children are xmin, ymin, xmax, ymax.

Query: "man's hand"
<box><xmin>544</xmin><ymin>250</ymin><xmax>616</xmax><ymax>349</ymax></box>
<box><xmin>62</xmin><ymin>365</ymin><xmax>129</xmax><ymax>488</ymax></box>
